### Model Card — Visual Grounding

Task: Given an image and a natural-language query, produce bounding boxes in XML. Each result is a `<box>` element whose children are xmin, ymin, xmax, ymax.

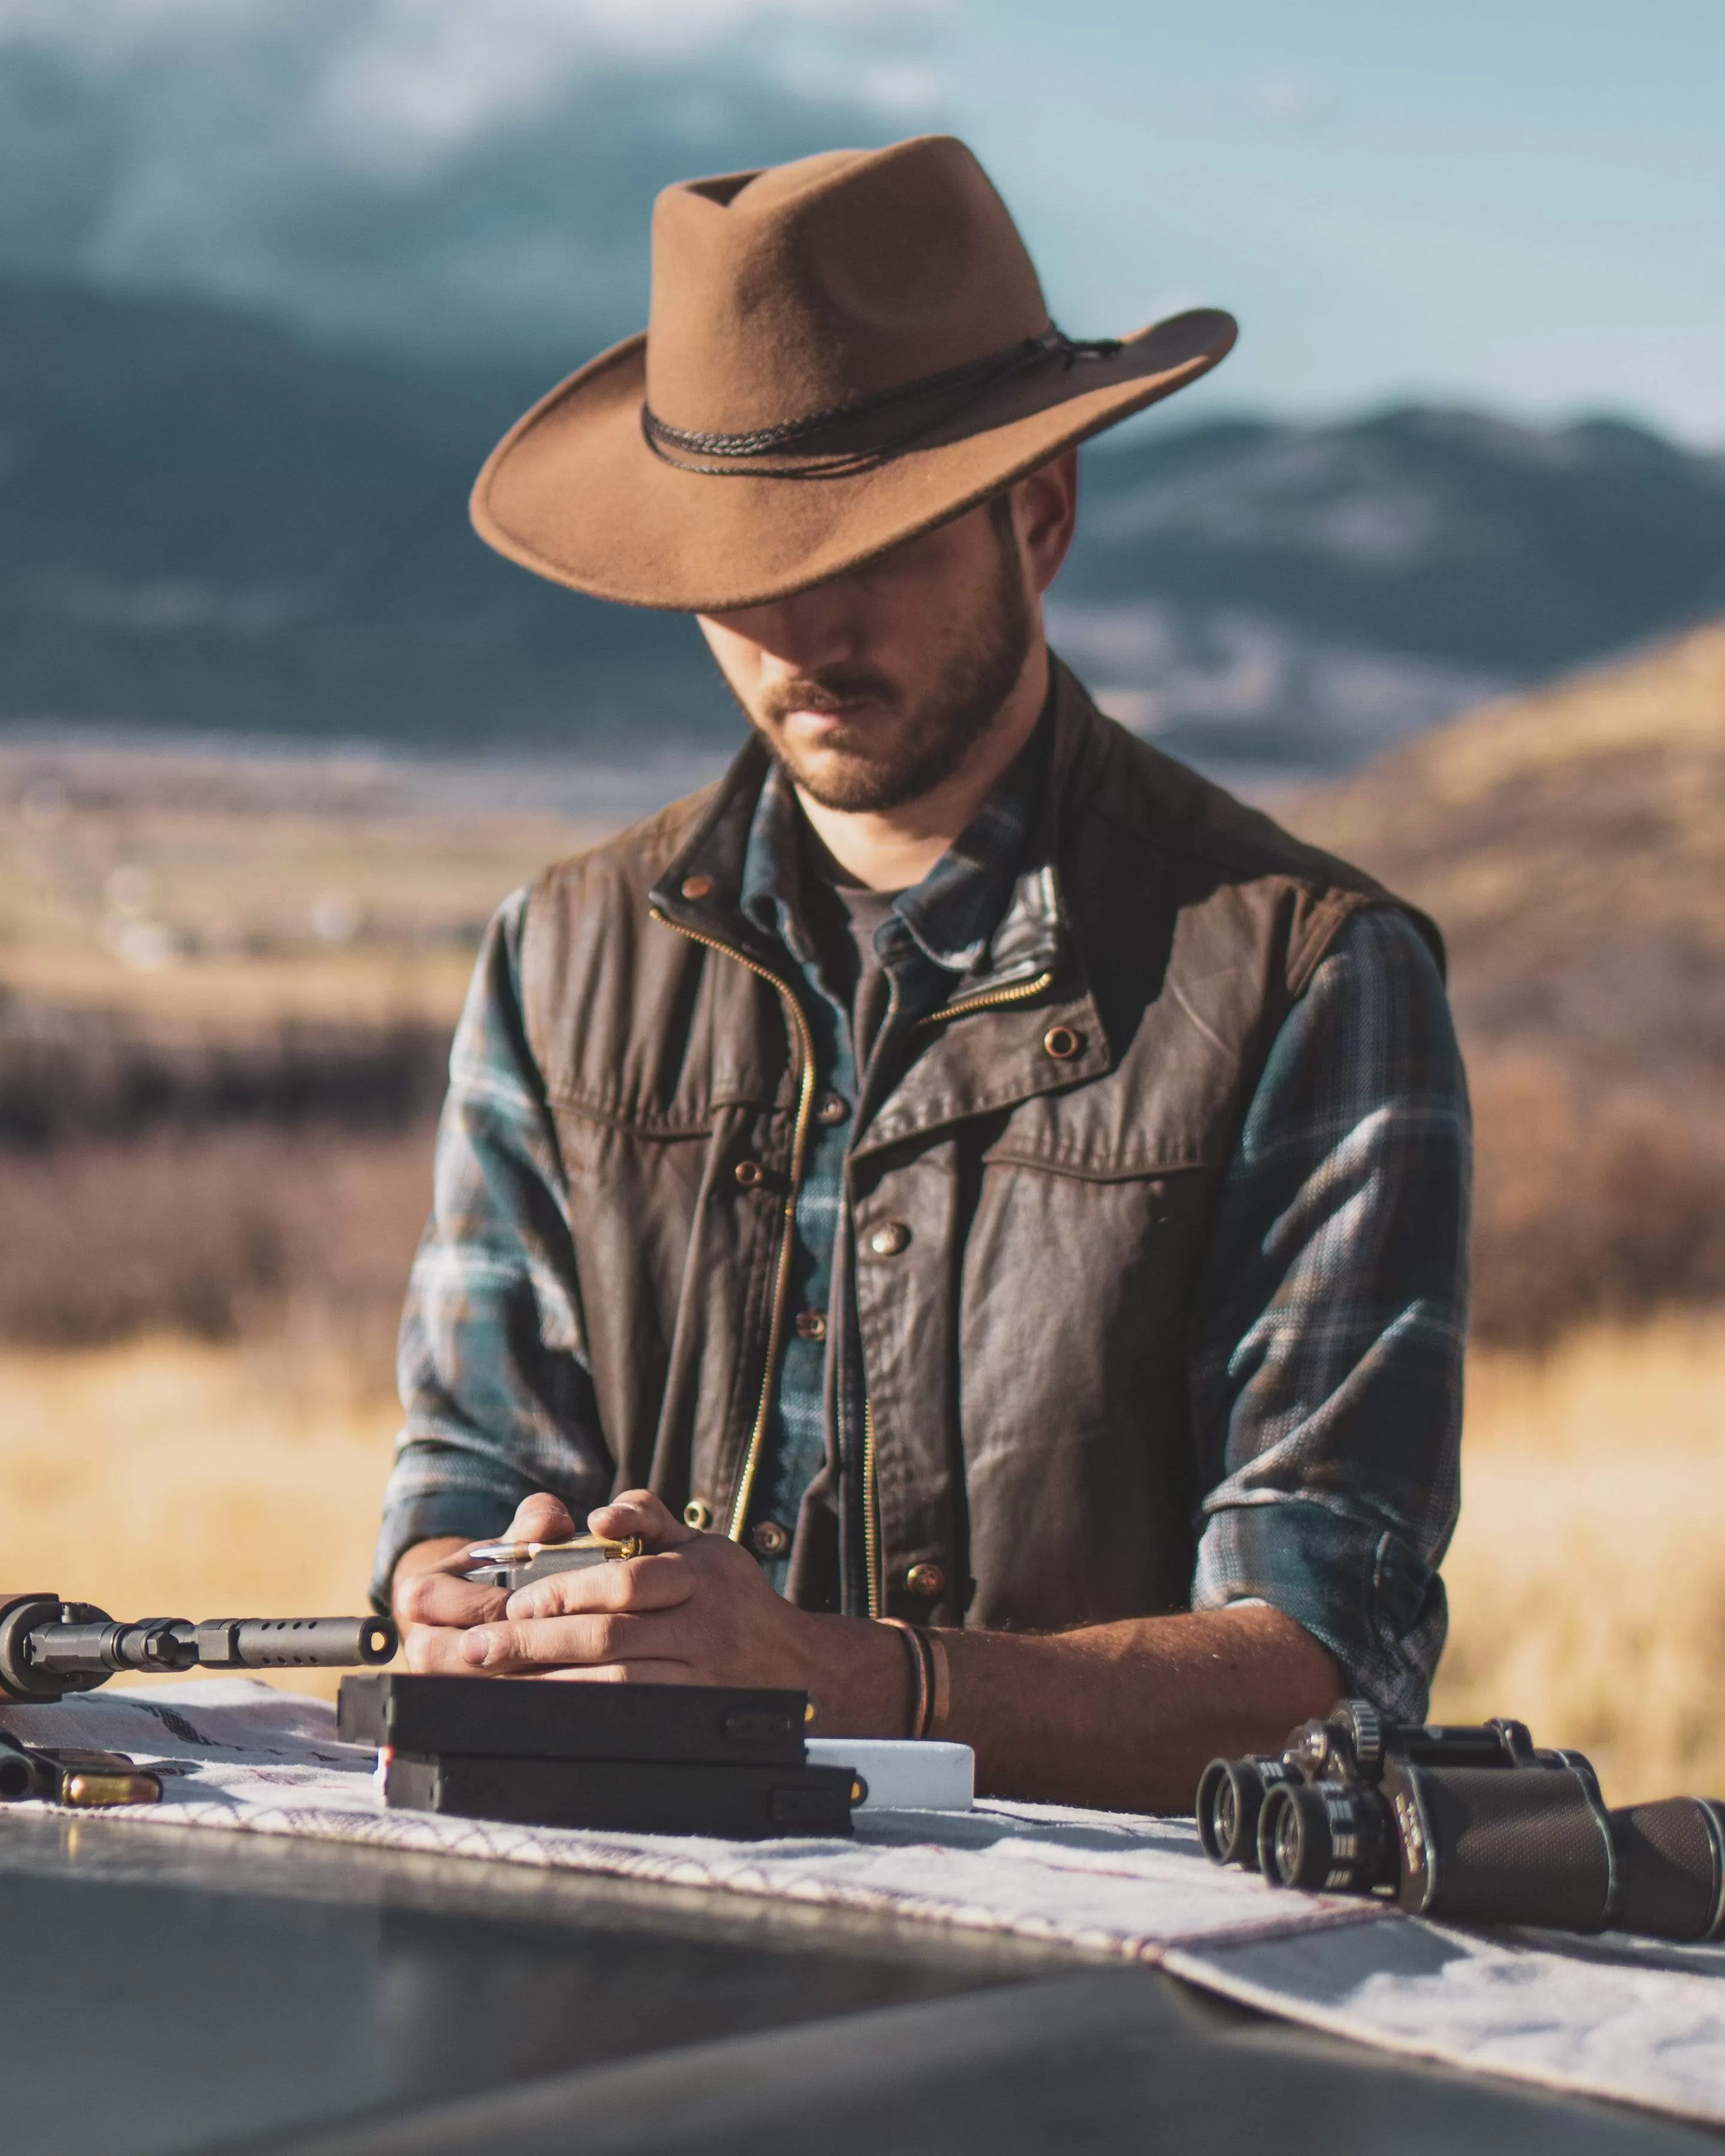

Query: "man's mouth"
<box><xmin>765</xmin><ymin>673</ymin><xmax>897</xmax><ymax>722</ymax></box>
<box><xmin>775</xmin><ymin>698</ymin><xmax>897</xmax><ymax>748</ymax></box>
<box><xmin>786</xmin><ymin>699</ymin><xmax>876</xmax><ymax>724</ymax></box>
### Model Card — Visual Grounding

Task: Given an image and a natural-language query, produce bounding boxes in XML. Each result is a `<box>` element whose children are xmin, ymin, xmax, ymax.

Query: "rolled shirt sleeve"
<box><xmin>1190</xmin><ymin>906</ymin><xmax>1470</xmax><ymax>1721</ymax></box>
<box><xmin>371</xmin><ymin>888</ymin><xmax>613</xmax><ymax>1607</ymax></box>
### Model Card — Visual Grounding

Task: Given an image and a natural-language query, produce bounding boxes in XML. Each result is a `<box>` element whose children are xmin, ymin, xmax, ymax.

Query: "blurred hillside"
<box><xmin>0</xmin><ymin>733</ymin><xmax>619</xmax><ymax>1355</ymax></box>
<box><xmin>4</xmin><ymin>625</ymin><xmax>1723</xmax><ymax>1359</ymax></box>
<box><xmin>1059</xmin><ymin>411</ymin><xmax>1725</xmax><ymax>769</ymax></box>
<box><xmin>0</xmin><ymin>736</ymin><xmax>624</xmax><ymax>1143</ymax></box>
<box><xmin>0</xmin><ymin>281</ymin><xmax>727</xmax><ymax>749</ymax></box>
<box><xmin>5</xmin><ymin>279</ymin><xmax>1724</xmax><ymax>768</ymax></box>
<box><xmin>0</xmin><ymin>732</ymin><xmax>707</xmax><ymax>1046</ymax></box>
<box><xmin>1291</xmin><ymin>621</ymin><xmax>1725</xmax><ymax>1342</ymax></box>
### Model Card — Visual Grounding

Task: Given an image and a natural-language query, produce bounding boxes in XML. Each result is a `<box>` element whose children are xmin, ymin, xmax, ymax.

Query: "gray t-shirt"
<box><xmin>797</xmin><ymin>825</ymin><xmax>904</xmax><ymax>1068</ymax></box>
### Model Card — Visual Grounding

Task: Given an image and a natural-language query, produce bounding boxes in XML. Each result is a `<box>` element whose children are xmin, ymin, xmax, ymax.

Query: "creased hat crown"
<box><xmin>644</xmin><ymin>136</ymin><xmax>1049</xmax><ymax>435</ymax></box>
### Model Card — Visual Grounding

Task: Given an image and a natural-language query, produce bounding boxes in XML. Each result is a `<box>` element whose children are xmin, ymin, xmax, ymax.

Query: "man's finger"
<box><xmin>396</xmin><ymin>1570</ymin><xmax>508</xmax><ymax>1629</ymax></box>
<box><xmin>503</xmin><ymin>1550</ymin><xmax>690</xmax><ymax>1622</ymax></box>
<box><xmin>403</xmin><ymin>1624</ymin><xmax>492</xmax><ymax>1676</ymax></box>
<box><xmin>503</xmin><ymin>1492</ymin><xmax>578</xmax><ymax>1545</ymax></box>
<box><xmin>457</xmin><ymin>1609</ymin><xmax>688</xmax><ymax>1673</ymax></box>
<box><xmin>588</xmin><ymin>1488</ymin><xmax>697</xmax><ymax>1550</ymax></box>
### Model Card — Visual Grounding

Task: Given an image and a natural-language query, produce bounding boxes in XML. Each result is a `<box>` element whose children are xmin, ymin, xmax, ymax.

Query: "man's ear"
<box><xmin>1013</xmin><ymin>449</ymin><xmax>1079</xmax><ymax>596</ymax></box>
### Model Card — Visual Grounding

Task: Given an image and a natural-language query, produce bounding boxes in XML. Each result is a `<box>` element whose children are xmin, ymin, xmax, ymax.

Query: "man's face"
<box><xmin>697</xmin><ymin>496</ymin><xmax>1037</xmax><ymax>814</ymax></box>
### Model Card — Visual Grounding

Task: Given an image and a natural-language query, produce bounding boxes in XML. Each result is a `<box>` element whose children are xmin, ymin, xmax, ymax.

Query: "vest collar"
<box><xmin>650</xmin><ymin>673</ymin><xmax>1072</xmax><ymax>1004</ymax></box>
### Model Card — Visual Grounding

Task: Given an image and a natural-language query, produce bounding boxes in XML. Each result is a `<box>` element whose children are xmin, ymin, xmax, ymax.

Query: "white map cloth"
<box><xmin>5</xmin><ymin>1680</ymin><xmax>1725</xmax><ymax>2130</ymax></box>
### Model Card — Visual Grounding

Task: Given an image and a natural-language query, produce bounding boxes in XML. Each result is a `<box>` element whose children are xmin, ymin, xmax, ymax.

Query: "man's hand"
<box><xmin>391</xmin><ymin>1492</ymin><xmax>1340</xmax><ymax>1803</ymax></box>
<box><xmin>392</xmin><ymin>1489</ymin><xmax>909</xmax><ymax>1735</ymax></box>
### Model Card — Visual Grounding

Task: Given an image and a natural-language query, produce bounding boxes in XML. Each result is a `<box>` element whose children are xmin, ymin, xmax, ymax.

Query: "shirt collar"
<box><xmin>740</xmin><ymin>694</ymin><xmax>1054</xmax><ymax>979</ymax></box>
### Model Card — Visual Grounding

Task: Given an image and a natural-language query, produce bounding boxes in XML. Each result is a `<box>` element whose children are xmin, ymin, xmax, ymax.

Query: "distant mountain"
<box><xmin>0</xmin><ymin>280</ymin><xmax>730</xmax><ymax>750</ymax></box>
<box><xmin>1055</xmin><ymin>409</ymin><xmax>1725</xmax><ymax>769</ymax></box>
<box><xmin>5</xmin><ymin>278</ymin><xmax>1724</xmax><ymax>770</ymax></box>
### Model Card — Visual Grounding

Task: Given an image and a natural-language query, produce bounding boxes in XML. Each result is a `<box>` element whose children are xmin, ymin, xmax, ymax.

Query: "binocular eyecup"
<box><xmin>1257</xmin><ymin>1776</ymin><xmax>1400</xmax><ymax>1895</ymax></box>
<box><xmin>1195</xmin><ymin>1754</ymin><xmax>1297</xmax><ymax>1868</ymax></box>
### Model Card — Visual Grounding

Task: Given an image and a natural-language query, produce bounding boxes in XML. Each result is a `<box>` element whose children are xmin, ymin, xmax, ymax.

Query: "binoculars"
<box><xmin>1199</xmin><ymin>1701</ymin><xmax>1725</xmax><ymax>1942</ymax></box>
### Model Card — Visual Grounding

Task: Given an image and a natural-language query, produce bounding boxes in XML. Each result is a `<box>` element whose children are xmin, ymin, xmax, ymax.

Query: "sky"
<box><xmin>1</xmin><ymin>0</ymin><xmax>1720</xmax><ymax>440</ymax></box>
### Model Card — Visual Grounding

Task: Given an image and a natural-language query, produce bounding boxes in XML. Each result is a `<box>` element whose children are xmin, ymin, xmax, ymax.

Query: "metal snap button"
<box><xmin>750</xmin><ymin>1520</ymin><xmax>791</xmax><ymax>1558</ymax></box>
<box><xmin>1043</xmin><ymin>1024</ymin><xmax>1081</xmax><ymax>1060</ymax></box>
<box><xmin>734</xmin><ymin>1158</ymin><xmax>765</xmax><ymax>1188</ymax></box>
<box><xmin>794</xmin><ymin>1309</ymin><xmax>828</xmax><ymax>1340</ymax></box>
<box><xmin>680</xmin><ymin>874</ymin><xmax>713</xmax><ymax>901</ymax></box>
<box><xmin>866</xmin><ymin>1221</ymin><xmax>912</xmax><ymax>1257</ymax></box>
<box><xmin>905</xmin><ymin>1562</ymin><xmax>946</xmax><ymax>1599</ymax></box>
<box><xmin>683</xmin><ymin>1498</ymin><xmax>713</xmax><ymax>1530</ymax></box>
<box><xmin>816</xmin><ymin>1092</ymin><xmax>851</xmax><ymax>1125</ymax></box>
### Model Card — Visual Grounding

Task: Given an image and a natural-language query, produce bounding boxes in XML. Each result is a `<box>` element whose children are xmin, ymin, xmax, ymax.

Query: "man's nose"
<box><xmin>712</xmin><ymin>584</ymin><xmax>867</xmax><ymax>672</ymax></box>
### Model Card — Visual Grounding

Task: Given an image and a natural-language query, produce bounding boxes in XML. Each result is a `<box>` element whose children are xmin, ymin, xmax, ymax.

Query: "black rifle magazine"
<box><xmin>339</xmin><ymin>1673</ymin><xmax>810</xmax><ymax>1765</ymax></box>
<box><xmin>383</xmin><ymin>1752</ymin><xmax>861</xmax><ymax>1839</ymax></box>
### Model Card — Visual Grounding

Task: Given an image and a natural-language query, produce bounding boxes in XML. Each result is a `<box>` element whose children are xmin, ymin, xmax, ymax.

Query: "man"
<box><xmin>378</xmin><ymin>136</ymin><xmax>1467</xmax><ymax>1813</ymax></box>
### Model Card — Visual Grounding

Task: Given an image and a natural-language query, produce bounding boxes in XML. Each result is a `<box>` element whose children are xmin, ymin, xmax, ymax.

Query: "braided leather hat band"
<box><xmin>641</xmin><ymin>328</ymin><xmax>1124</xmax><ymax>480</ymax></box>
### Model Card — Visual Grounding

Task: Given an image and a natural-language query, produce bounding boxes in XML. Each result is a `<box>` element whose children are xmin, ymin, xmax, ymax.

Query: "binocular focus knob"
<box><xmin>1332</xmin><ymin>1699</ymin><xmax>1385</xmax><ymax>1779</ymax></box>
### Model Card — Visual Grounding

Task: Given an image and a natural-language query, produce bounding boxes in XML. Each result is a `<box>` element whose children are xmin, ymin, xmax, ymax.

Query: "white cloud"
<box><xmin>0</xmin><ymin>0</ymin><xmax>946</xmax><ymax>163</ymax></box>
<box><xmin>1164</xmin><ymin>70</ymin><xmax>1333</xmax><ymax>135</ymax></box>
<box><xmin>1240</xmin><ymin>73</ymin><xmax>1327</xmax><ymax>128</ymax></box>
<box><xmin>0</xmin><ymin>0</ymin><xmax>950</xmax><ymax>359</ymax></box>
<box><xmin>855</xmin><ymin>60</ymin><xmax>942</xmax><ymax>114</ymax></box>
<box><xmin>0</xmin><ymin>0</ymin><xmax>939</xmax><ymax>74</ymax></box>
<box><xmin>314</xmin><ymin>0</ymin><xmax>939</xmax><ymax>165</ymax></box>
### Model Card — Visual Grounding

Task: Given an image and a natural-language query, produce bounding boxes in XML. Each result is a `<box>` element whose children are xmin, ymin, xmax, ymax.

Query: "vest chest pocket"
<box><xmin>966</xmin><ymin>1150</ymin><xmax>1219</xmax><ymax>1347</ymax></box>
<box><xmin>958</xmin><ymin>1152</ymin><xmax>1222</xmax><ymax>1633</ymax></box>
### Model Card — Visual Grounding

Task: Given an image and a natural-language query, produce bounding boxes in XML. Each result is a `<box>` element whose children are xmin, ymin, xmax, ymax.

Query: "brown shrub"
<box><xmin>4</xmin><ymin>1051</ymin><xmax>1723</xmax><ymax>1370</ymax></box>
<box><xmin>0</xmin><ymin>1123</ymin><xmax>436</xmax><ymax>1383</ymax></box>
<box><xmin>1469</xmin><ymin>1053</ymin><xmax>1725</xmax><ymax>1348</ymax></box>
<box><xmin>0</xmin><ymin>996</ymin><xmax>450</xmax><ymax>1144</ymax></box>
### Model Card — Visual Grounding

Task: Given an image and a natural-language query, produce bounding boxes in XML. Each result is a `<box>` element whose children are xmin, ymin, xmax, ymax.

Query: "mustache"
<box><xmin>757</xmin><ymin>668</ymin><xmax>899</xmax><ymax>723</ymax></box>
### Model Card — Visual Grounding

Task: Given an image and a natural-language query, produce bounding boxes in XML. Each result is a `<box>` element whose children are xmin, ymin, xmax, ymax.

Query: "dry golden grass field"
<box><xmin>1430</xmin><ymin>1316</ymin><xmax>1725</xmax><ymax>1803</ymax></box>
<box><xmin>1</xmin><ymin>1317</ymin><xmax>1721</xmax><ymax>1803</ymax></box>
<box><xmin>0</xmin><ymin>1328</ymin><xmax>398</xmax><ymax>1705</ymax></box>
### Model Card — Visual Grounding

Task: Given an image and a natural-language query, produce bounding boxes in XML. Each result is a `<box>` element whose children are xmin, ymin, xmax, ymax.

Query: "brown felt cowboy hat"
<box><xmin>471</xmin><ymin>134</ymin><xmax>1236</xmax><ymax>614</ymax></box>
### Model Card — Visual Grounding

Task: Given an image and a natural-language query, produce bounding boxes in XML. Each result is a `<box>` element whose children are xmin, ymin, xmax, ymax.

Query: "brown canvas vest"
<box><xmin>519</xmin><ymin>664</ymin><xmax>1439</xmax><ymax>1635</ymax></box>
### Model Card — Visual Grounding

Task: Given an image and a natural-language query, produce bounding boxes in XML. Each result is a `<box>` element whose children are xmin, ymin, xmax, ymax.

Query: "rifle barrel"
<box><xmin>0</xmin><ymin>1597</ymin><xmax>397</xmax><ymax>1699</ymax></box>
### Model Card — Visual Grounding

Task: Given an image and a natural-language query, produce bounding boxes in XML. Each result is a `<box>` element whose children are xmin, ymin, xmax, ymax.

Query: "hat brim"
<box><xmin>471</xmin><ymin>308</ymin><xmax>1236</xmax><ymax>613</ymax></box>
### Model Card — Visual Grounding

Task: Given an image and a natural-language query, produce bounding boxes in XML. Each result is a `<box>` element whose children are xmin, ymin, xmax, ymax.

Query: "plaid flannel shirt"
<box><xmin>377</xmin><ymin>747</ymin><xmax>1469</xmax><ymax>1719</ymax></box>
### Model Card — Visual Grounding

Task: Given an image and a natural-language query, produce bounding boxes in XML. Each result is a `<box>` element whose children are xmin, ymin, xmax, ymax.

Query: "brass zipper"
<box><xmin>915</xmin><ymin>969</ymin><xmax>1055</xmax><ymax>1031</ymax></box>
<box><xmin>649</xmin><ymin>907</ymin><xmax>819</xmax><ymax>1541</ymax></box>
<box><xmin>862</xmin><ymin>1397</ymin><xmax>882</xmax><ymax>1620</ymax></box>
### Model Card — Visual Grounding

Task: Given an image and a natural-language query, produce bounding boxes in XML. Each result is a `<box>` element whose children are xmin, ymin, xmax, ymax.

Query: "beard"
<box><xmin>739</xmin><ymin>528</ymin><xmax>1035</xmax><ymax>815</ymax></box>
